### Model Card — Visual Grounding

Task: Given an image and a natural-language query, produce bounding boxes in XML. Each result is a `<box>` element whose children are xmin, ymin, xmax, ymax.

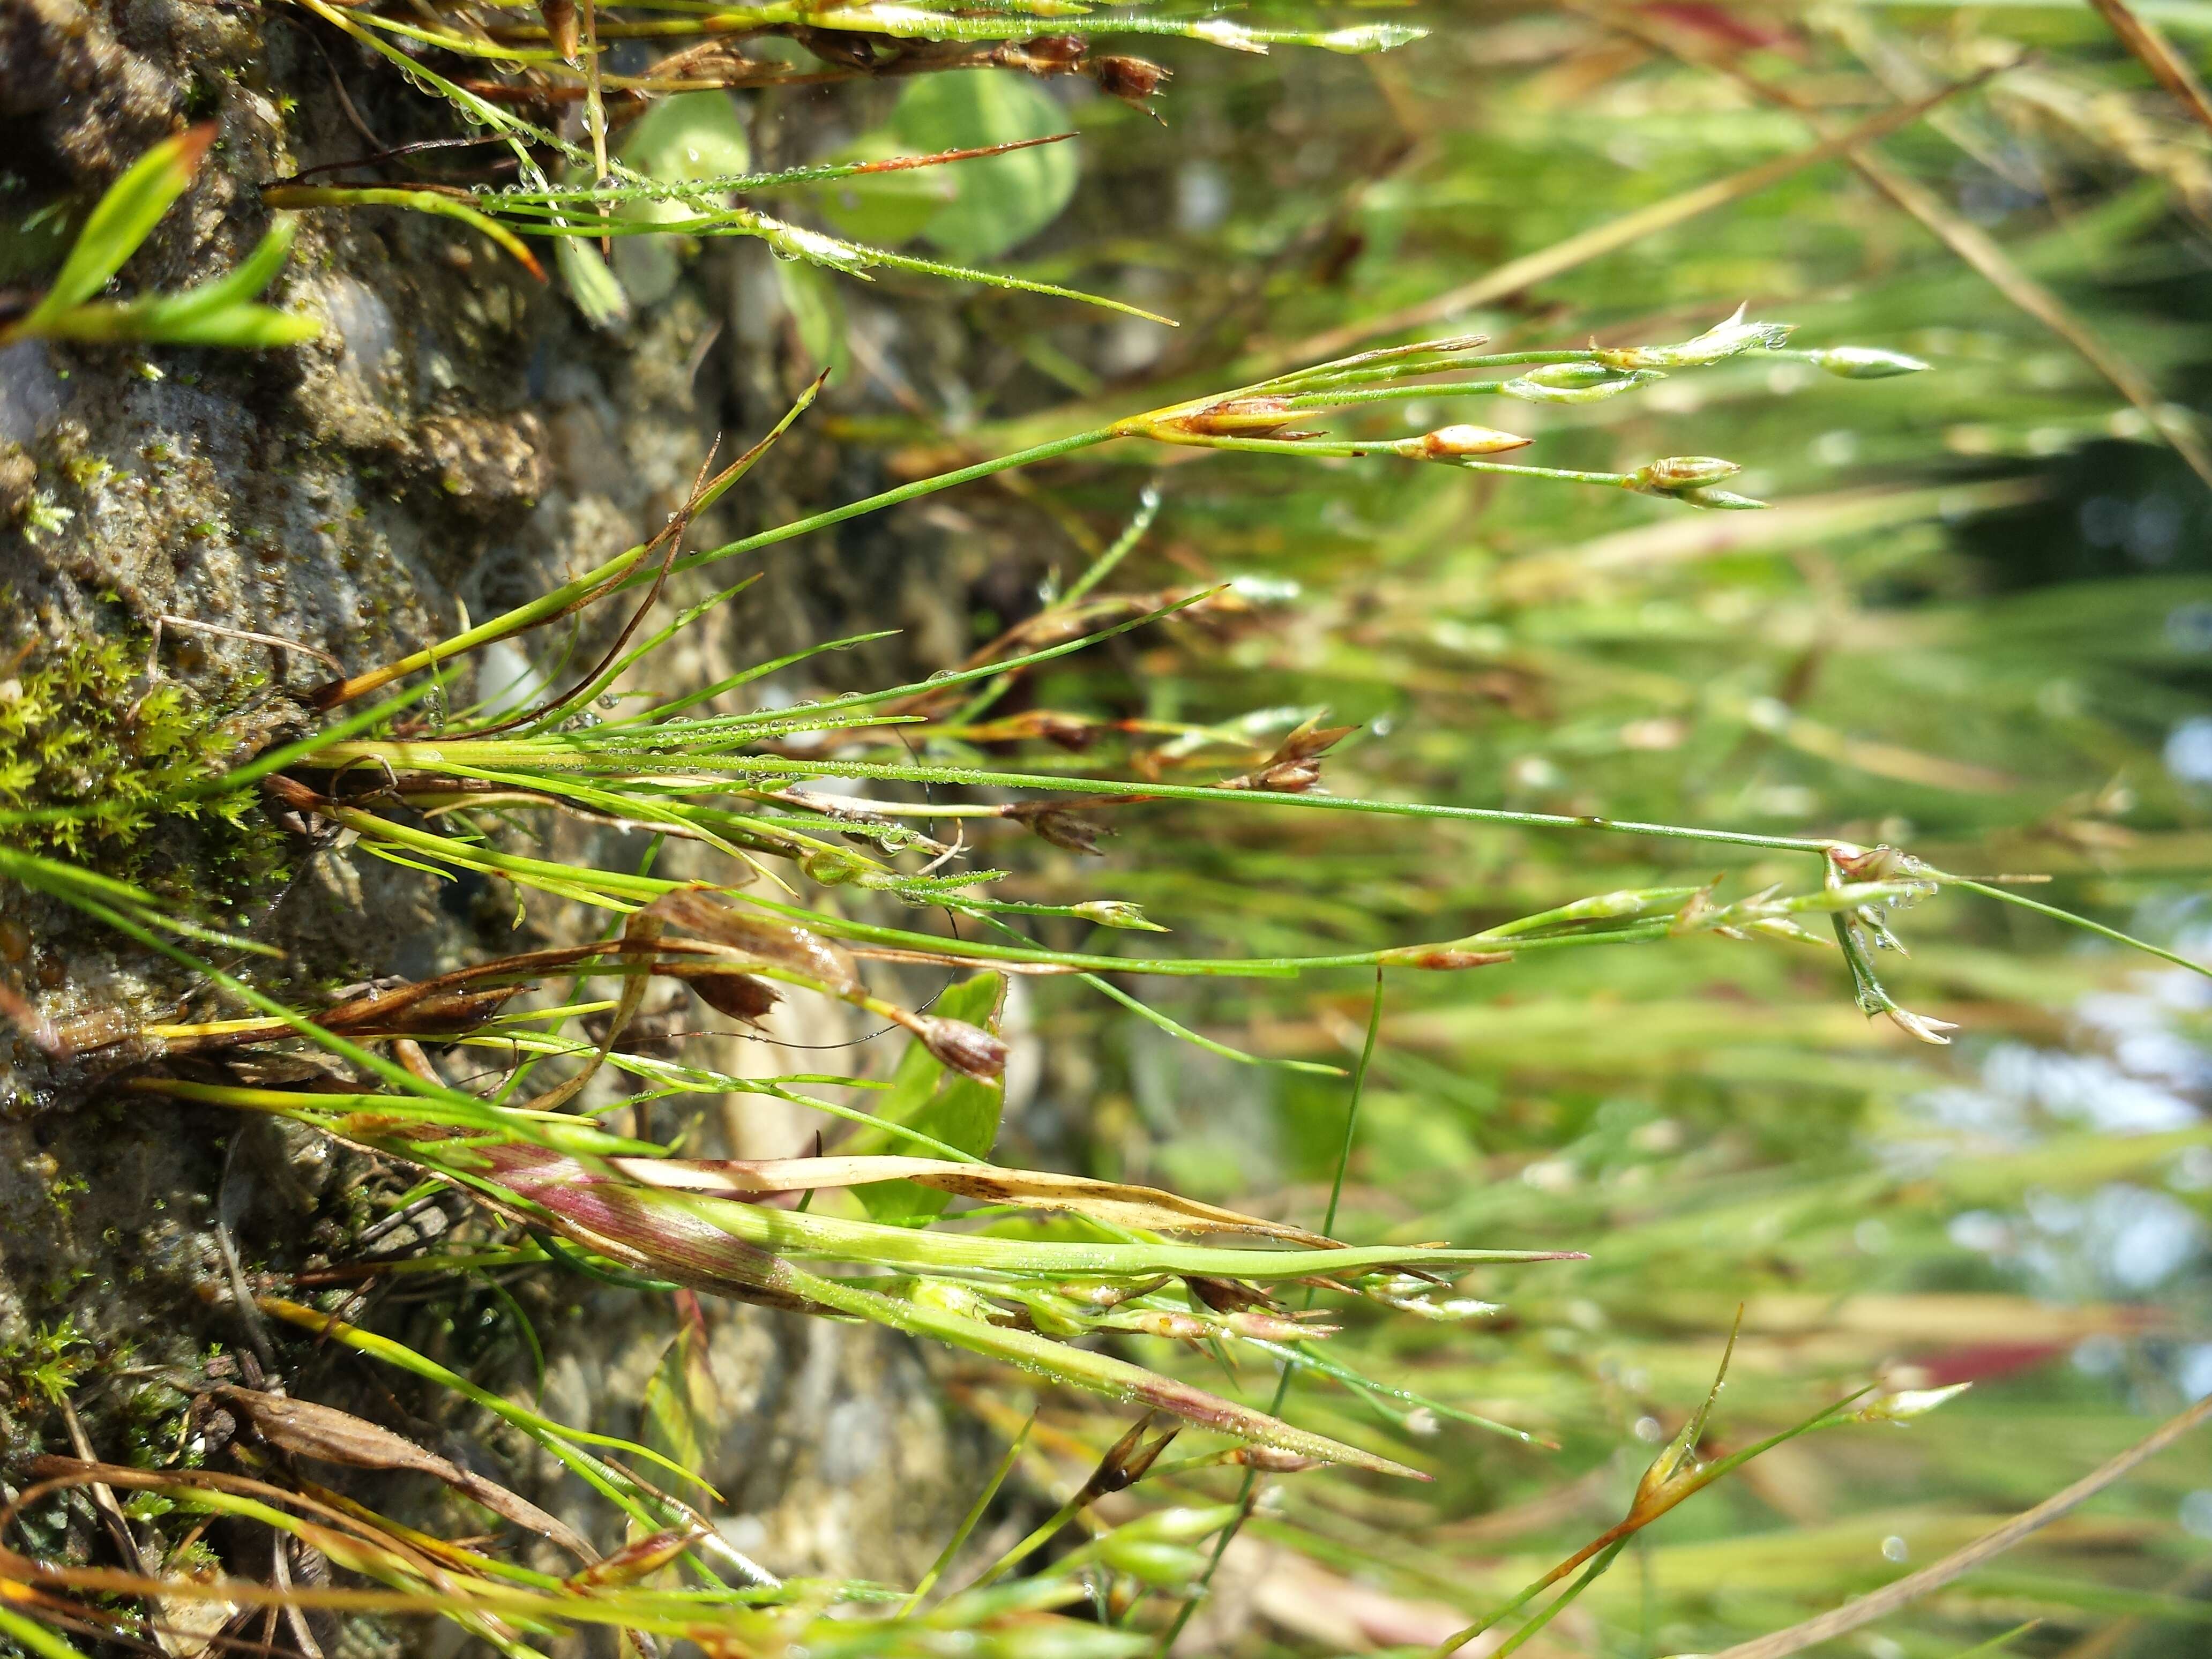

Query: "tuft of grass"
<box><xmin>9</xmin><ymin>8</ymin><xmax>2212</xmax><ymax>1657</ymax></box>
<box><xmin>2</xmin><ymin>125</ymin><xmax>319</xmax><ymax>352</ymax></box>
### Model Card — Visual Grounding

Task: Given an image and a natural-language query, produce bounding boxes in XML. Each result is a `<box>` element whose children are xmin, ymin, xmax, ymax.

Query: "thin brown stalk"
<box><xmin>152</xmin><ymin>615</ymin><xmax>347</xmax><ymax>677</ymax></box>
<box><xmin>1709</xmin><ymin>1392</ymin><xmax>2212</xmax><ymax>1659</ymax></box>
<box><xmin>454</xmin><ymin>439</ymin><xmax>721</xmax><ymax>739</ymax></box>
<box><xmin>2087</xmin><ymin>0</ymin><xmax>2212</xmax><ymax>134</ymax></box>
<box><xmin>585</xmin><ymin>0</ymin><xmax>610</xmax><ymax>256</ymax></box>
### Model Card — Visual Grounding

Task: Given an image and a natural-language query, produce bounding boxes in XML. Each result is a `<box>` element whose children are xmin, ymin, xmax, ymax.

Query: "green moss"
<box><xmin>0</xmin><ymin>631</ymin><xmax>242</xmax><ymax>857</ymax></box>
<box><xmin>2</xmin><ymin>1319</ymin><xmax>89</xmax><ymax>1412</ymax></box>
<box><xmin>19</xmin><ymin>489</ymin><xmax>73</xmax><ymax>542</ymax></box>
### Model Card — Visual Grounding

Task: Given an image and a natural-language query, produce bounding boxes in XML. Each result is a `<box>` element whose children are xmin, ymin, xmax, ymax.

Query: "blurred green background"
<box><xmin>766</xmin><ymin>7</ymin><xmax>2212</xmax><ymax>1655</ymax></box>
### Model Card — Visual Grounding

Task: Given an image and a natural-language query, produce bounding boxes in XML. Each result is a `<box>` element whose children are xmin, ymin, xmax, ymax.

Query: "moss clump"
<box><xmin>0</xmin><ymin>631</ymin><xmax>242</xmax><ymax>857</ymax></box>
<box><xmin>2</xmin><ymin>1318</ymin><xmax>90</xmax><ymax>1415</ymax></box>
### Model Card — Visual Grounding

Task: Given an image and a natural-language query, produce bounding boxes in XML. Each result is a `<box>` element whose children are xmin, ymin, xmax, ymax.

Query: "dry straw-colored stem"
<box><xmin>2087</xmin><ymin>0</ymin><xmax>2212</xmax><ymax>135</ymax></box>
<box><xmin>1707</xmin><ymin>1392</ymin><xmax>2212</xmax><ymax>1659</ymax></box>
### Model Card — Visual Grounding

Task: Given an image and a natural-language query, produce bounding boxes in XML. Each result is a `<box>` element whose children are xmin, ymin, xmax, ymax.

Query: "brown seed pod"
<box><xmin>1634</xmin><ymin>455</ymin><xmax>1740</xmax><ymax>492</ymax></box>
<box><xmin>678</xmin><ymin>968</ymin><xmax>781</xmax><ymax>1025</ymax></box>
<box><xmin>363</xmin><ymin>986</ymin><xmax>519</xmax><ymax>1036</ymax></box>
<box><xmin>1382</xmin><ymin>947</ymin><xmax>1514</xmax><ymax>971</ymax></box>
<box><xmin>1228</xmin><ymin>1445</ymin><xmax>1322</xmax><ymax>1473</ymax></box>
<box><xmin>540</xmin><ymin>0</ymin><xmax>579</xmax><ymax>64</ymax></box>
<box><xmin>647</xmin><ymin>890</ymin><xmax>861</xmax><ymax>992</ymax></box>
<box><xmin>917</xmin><ymin>1015</ymin><xmax>1009</xmax><ymax>1083</ymax></box>
<box><xmin>791</xmin><ymin>26</ymin><xmax>880</xmax><ymax>69</ymax></box>
<box><xmin>1019</xmin><ymin>33</ymin><xmax>1088</xmax><ymax>67</ymax></box>
<box><xmin>1007</xmin><ymin>803</ymin><xmax>1110</xmax><ymax>855</ymax></box>
<box><xmin>1159</xmin><ymin>395</ymin><xmax>1294</xmax><ymax>438</ymax></box>
<box><xmin>1185</xmin><ymin>1276</ymin><xmax>1275</xmax><ymax>1313</ymax></box>
<box><xmin>1094</xmin><ymin>54</ymin><xmax>1171</xmax><ymax>115</ymax></box>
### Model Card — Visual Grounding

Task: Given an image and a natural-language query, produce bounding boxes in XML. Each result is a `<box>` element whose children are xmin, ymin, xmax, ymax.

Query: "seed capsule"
<box><xmin>1376</xmin><ymin>946</ymin><xmax>1514</xmax><ymax>970</ymax></box>
<box><xmin>540</xmin><ymin>0</ymin><xmax>578</xmax><ymax>63</ymax></box>
<box><xmin>1094</xmin><ymin>55</ymin><xmax>1170</xmax><ymax>114</ymax></box>
<box><xmin>1413</xmin><ymin>424</ymin><xmax>1530</xmax><ymax>459</ymax></box>
<box><xmin>647</xmin><ymin>891</ymin><xmax>861</xmax><ymax>994</ymax></box>
<box><xmin>1596</xmin><ymin>307</ymin><xmax>1794</xmax><ymax>370</ymax></box>
<box><xmin>1020</xmin><ymin>34</ymin><xmax>1088</xmax><ymax>67</ymax></box>
<box><xmin>1072</xmin><ymin>900</ymin><xmax>1164</xmax><ymax>931</ymax></box>
<box><xmin>683</xmin><ymin>970</ymin><xmax>780</xmax><ymax>1024</ymax></box>
<box><xmin>1159</xmin><ymin>396</ymin><xmax>1294</xmax><ymax>438</ymax></box>
<box><xmin>1008</xmin><ymin>804</ymin><xmax>1109</xmax><ymax>854</ymax></box>
<box><xmin>918</xmin><ymin>1015</ymin><xmax>1010</xmax><ymax>1083</ymax></box>
<box><xmin>1635</xmin><ymin>455</ymin><xmax>1741</xmax><ymax>492</ymax></box>
<box><xmin>1811</xmin><ymin>346</ymin><xmax>1930</xmax><ymax>380</ymax></box>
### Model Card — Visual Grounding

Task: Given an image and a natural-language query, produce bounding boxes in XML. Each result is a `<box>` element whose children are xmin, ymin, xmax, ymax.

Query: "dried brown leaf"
<box><xmin>213</xmin><ymin>1388</ymin><xmax>596</xmax><ymax>1563</ymax></box>
<box><xmin>607</xmin><ymin>1154</ymin><xmax>1340</xmax><ymax>1244</ymax></box>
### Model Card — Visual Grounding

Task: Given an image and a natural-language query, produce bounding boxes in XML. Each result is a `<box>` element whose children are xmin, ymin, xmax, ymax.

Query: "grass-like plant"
<box><xmin>9</xmin><ymin>5</ymin><xmax>2212</xmax><ymax>1653</ymax></box>
<box><xmin>250</xmin><ymin>0</ymin><xmax>1422</xmax><ymax>324</ymax></box>
<box><xmin>2</xmin><ymin>128</ymin><xmax>319</xmax><ymax>351</ymax></box>
<box><xmin>5</xmin><ymin>272</ymin><xmax>2202</xmax><ymax>1650</ymax></box>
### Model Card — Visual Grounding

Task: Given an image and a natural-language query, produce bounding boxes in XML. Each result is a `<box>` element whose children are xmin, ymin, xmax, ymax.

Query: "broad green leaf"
<box><xmin>850</xmin><ymin>971</ymin><xmax>1005</xmax><ymax>1222</ymax></box>
<box><xmin>890</xmin><ymin>72</ymin><xmax>1078</xmax><ymax>263</ymax></box>
<box><xmin>619</xmin><ymin>90</ymin><xmax>750</xmax><ymax>184</ymax></box>
<box><xmin>640</xmin><ymin>1314</ymin><xmax>716</xmax><ymax>1477</ymax></box>
<box><xmin>28</xmin><ymin>124</ymin><xmax>212</xmax><ymax>323</ymax></box>
<box><xmin>805</xmin><ymin>129</ymin><xmax>956</xmax><ymax>249</ymax></box>
<box><xmin>611</xmin><ymin>92</ymin><xmax>751</xmax><ymax>305</ymax></box>
<box><xmin>775</xmin><ymin>257</ymin><xmax>849</xmax><ymax>382</ymax></box>
<box><xmin>557</xmin><ymin>234</ymin><xmax>632</xmax><ymax>332</ymax></box>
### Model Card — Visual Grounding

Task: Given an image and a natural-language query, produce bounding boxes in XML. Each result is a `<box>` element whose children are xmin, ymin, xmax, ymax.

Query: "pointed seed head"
<box><xmin>1191</xmin><ymin>18</ymin><xmax>1266</xmax><ymax>52</ymax></box>
<box><xmin>919</xmin><ymin>1015</ymin><xmax>1010</xmax><ymax>1083</ymax></box>
<box><xmin>1812</xmin><ymin>346</ymin><xmax>1930</xmax><ymax>380</ymax></box>
<box><xmin>1072</xmin><ymin>899</ymin><xmax>1165</xmax><ymax>931</ymax></box>
<box><xmin>1884</xmin><ymin>1006</ymin><xmax>1958</xmax><ymax>1046</ymax></box>
<box><xmin>1857</xmin><ymin>1381</ymin><xmax>1971</xmax><ymax>1423</ymax></box>
<box><xmin>1636</xmin><ymin>455</ymin><xmax>1742</xmax><ymax>492</ymax></box>
<box><xmin>1597</xmin><ymin>305</ymin><xmax>1795</xmax><ymax>370</ymax></box>
<box><xmin>1322</xmin><ymin>23</ymin><xmax>1426</xmax><ymax>53</ymax></box>
<box><xmin>1415</xmin><ymin>424</ymin><xmax>1531</xmax><ymax>459</ymax></box>
<box><xmin>1675</xmin><ymin>485</ymin><xmax>1768</xmax><ymax>511</ymax></box>
<box><xmin>1498</xmin><ymin>365</ymin><xmax>1662</xmax><ymax>404</ymax></box>
<box><xmin>539</xmin><ymin>0</ymin><xmax>579</xmax><ymax>64</ymax></box>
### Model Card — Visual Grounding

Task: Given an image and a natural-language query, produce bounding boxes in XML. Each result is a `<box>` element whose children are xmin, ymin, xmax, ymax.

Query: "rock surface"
<box><xmin>0</xmin><ymin>0</ymin><xmax>981</xmax><ymax>1591</ymax></box>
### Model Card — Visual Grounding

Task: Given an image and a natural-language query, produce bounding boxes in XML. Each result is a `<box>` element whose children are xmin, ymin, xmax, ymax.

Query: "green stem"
<box><xmin>902</xmin><ymin>1418</ymin><xmax>1033</xmax><ymax>1613</ymax></box>
<box><xmin>1942</xmin><ymin>875</ymin><xmax>2211</xmax><ymax>978</ymax></box>
<box><xmin>322</xmin><ymin>425</ymin><xmax>1120</xmax><ymax>708</ymax></box>
<box><xmin>1153</xmin><ymin>971</ymin><xmax>1387</xmax><ymax>1655</ymax></box>
<box><xmin>316</xmin><ymin>748</ymin><xmax>1835</xmax><ymax>856</ymax></box>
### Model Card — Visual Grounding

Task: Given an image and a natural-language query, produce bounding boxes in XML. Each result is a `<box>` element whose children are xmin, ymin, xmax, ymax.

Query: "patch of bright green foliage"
<box><xmin>0</xmin><ymin>631</ymin><xmax>244</xmax><ymax>856</ymax></box>
<box><xmin>3</xmin><ymin>1319</ymin><xmax>90</xmax><ymax>1413</ymax></box>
